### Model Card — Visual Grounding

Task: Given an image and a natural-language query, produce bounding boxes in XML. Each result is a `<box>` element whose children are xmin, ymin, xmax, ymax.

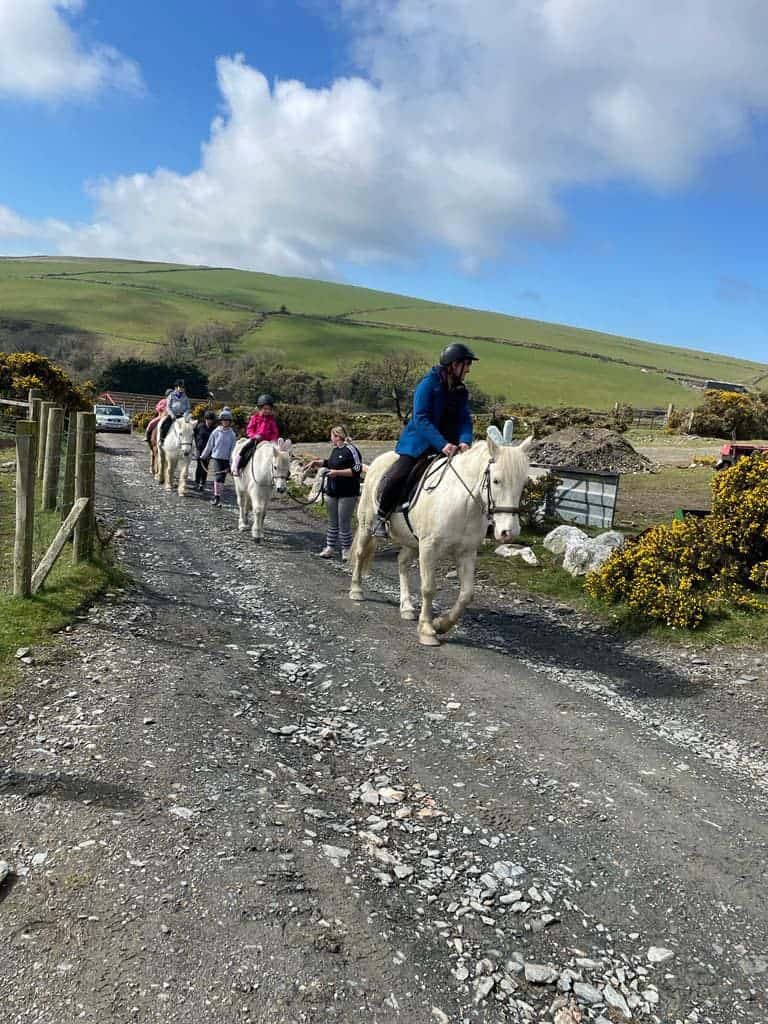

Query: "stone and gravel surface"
<box><xmin>1</xmin><ymin>434</ymin><xmax>767</xmax><ymax>1024</ymax></box>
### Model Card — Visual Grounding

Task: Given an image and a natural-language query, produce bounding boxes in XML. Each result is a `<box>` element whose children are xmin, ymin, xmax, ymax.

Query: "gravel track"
<box><xmin>1</xmin><ymin>435</ymin><xmax>767</xmax><ymax>1024</ymax></box>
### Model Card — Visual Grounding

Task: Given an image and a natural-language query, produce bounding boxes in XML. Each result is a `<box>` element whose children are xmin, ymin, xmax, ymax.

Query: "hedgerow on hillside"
<box><xmin>586</xmin><ymin>454</ymin><xmax>768</xmax><ymax>628</ymax></box>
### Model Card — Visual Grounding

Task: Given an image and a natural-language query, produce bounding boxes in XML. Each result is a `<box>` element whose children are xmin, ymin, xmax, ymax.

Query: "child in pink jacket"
<box><xmin>144</xmin><ymin>396</ymin><xmax>168</xmax><ymax>444</ymax></box>
<box><xmin>232</xmin><ymin>394</ymin><xmax>280</xmax><ymax>475</ymax></box>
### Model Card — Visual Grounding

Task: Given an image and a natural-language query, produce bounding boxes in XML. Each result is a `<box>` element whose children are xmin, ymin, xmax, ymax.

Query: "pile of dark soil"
<box><xmin>529</xmin><ymin>427</ymin><xmax>655</xmax><ymax>474</ymax></box>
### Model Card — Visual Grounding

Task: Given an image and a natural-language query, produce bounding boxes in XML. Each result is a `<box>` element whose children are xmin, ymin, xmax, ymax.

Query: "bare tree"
<box><xmin>160</xmin><ymin>323</ymin><xmax>189</xmax><ymax>363</ymax></box>
<box><xmin>349</xmin><ymin>350</ymin><xmax>427</xmax><ymax>421</ymax></box>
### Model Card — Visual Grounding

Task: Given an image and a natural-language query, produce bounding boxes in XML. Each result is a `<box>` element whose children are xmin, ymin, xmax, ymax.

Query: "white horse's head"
<box><xmin>271</xmin><ymin>438</ymin><xmax>293</xmax><ymax>493</ymax></box>
<box><xmin>486</xmin><ymin>422</ymin><xmax>533</xmax><ymax>543</ymax></box>
<box><xmin>164</xmin><ymin>414</ymin><xmax>195</xmax><ymax>457</ymax></box>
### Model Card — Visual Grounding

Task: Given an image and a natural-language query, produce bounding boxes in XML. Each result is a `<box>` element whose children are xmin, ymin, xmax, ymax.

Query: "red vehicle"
<box><xmin>715</xmin><ymin>442</ymin><xmax>768</xmax><ymax>470</ymax></box>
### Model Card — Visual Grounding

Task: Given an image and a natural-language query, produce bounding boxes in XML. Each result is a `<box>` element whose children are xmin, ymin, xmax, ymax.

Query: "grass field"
<box><xmin>250</xmin><ymin>316</ymin><xmax>697</xmax><ymax>408</ymax></box>
<box><xmin>0</xmin><ymin>469</ymin><xmax>118</xmax><ymax>693</ymax></box>
<box><xmin>2</xmin><ymin>256</ymin><xmax>766</xmax><ymax>409</ymax></box>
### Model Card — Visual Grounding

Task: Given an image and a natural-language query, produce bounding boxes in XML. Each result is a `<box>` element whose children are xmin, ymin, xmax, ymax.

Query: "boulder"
<box><xmin>545</xmin><ymin>526</ymin><xmax>625</xmax><ymax>577</ymax></box>
<box><xmin>543</xmin><ymin>525</ymin><xmax>588</xmax><ymax>556</ymax></box>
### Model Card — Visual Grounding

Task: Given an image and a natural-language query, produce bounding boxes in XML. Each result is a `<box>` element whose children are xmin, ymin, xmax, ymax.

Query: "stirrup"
<box><xmin>370</xmin><ymin>516</ymin><xmax>388</xmax><ymax>538</ymax></box>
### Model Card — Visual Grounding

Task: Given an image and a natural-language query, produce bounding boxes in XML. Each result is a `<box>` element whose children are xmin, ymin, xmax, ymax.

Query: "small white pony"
<box><xmin>158</xmin><ymin>414</ymin><xmax>196</xmax><ymax>496</ymax></box>
<box><xmin>349</xmin><ymin>422</ymin><xmax>532</xmax><ymax>645</ymax></box>
<box><xmin>232</xmin><ymin>438</ymin><xmax>293</xmax><ymax>541</ymax></box>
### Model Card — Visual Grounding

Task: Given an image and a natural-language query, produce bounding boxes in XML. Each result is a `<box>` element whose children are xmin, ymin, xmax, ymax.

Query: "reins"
<box><xmin>247</xmin><ymin>442</ymin><xmax>292</xmax><ymax>493</ymax></box>
<box><xmin>283</xmin><ymin>469</ymin><xmax>327</xmax><ymax>507</ymax></box>
<box><xmin>418</xmin><ymin>451</ymin><xmax>520</xmax><ymax>519</ymax></box>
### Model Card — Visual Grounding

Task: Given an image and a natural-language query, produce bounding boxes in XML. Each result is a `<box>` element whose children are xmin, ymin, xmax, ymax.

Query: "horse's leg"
<box><xmin>349</xmin><ymin>528</ymin><xmax>376</xmax><ymax>601</ymax></box>
<box><xmin>178</xmin><ymin>456</ymin><xmax>189</xmax><ymax>496</ymax></box>
<box><xmin>434</xmin><ymin>550</ymin><xmax>476</xmax><ymax>635</ymax></box>
<box><xmin>251</xmin><ymin>488</ymin><xmax>267</xmax><ymax>542</ymax></box>
<box><xmin>417</xmin><ymin>543</ymin><xmax>440</xmax><ymax>646</ymax></box>
<box><xmin>236</xmin><ymin>483</ymin><xmax>249</xmax><ymax>532</ymax></box>
<box><xmin>398</xmin><ymin>546</ymin><xmax>417</xmax><ymax>620</ymax></box>
<box><xmin>164</xmin><ymin>452</ymin><xmax>174</xmax><ymax>491</ymax></box>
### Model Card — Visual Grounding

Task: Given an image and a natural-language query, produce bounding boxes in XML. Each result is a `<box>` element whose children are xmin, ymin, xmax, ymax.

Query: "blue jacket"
<box><xmin>396</xmin><ymin>366</ymin><xmax>473</xmax><ymax>458</ymax></box>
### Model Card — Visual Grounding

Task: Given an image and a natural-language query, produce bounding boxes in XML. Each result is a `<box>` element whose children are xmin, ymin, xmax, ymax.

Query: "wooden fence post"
<box><xmin>14</xmin><ymin>420</ymin><xmax>37</xmax><ymax>597</ymax></box>
<box><xmin>42</xmin><ymin>406</ymin><xmax>64</xmax><ymax>511</ymax></box>
<box><xmin>27</xmin><ymin>387</ymin><xmax>43</xmax><ymax>422</ymax></box>
<box><xmin>36</xmin><ymin>401</ymin><xmax>54</xmax><ymax>480</ymax></box>
<box><xmin>60</xmin><ymin>414</ymin><xmax>76</xmax><ymax>520</ymax></box>
<box><xmin>72</xmin><ymin>412</ymin><xmax>96</xmax><ymax>564</ymax></box>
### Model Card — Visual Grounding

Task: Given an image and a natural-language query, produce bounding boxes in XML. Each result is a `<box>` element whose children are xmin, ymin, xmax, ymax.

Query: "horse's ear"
<box><xmin>502</xmin><ymin>419</ymin><xmax>515</xmax><ymax>443</ymax></box>
<box><xmin>518</xmin><ymin>434</ymin><xmax>534</xmax><ymax>453</ymax></box>
<box><xmin>486</xmin><ymin>425</ymin><xmax>503</xmax><ymax>455</ymax></box>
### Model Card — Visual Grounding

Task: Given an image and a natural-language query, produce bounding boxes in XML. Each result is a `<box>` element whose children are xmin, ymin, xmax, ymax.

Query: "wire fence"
<box><xmin>0</xmin><ymin>395</ymin><xmax>96</xmax><ymax>597</ymax></box>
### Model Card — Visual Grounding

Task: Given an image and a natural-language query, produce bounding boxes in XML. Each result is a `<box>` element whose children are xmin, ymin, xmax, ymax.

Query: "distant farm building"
<box><xmin>704</xmin><ymin>380</ymin><xmax>748</xmax><ymax>394</ymax></box>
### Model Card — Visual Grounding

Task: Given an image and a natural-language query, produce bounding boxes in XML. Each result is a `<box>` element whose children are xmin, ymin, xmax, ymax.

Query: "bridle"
<box><xmin>247</xmin><ymin>443</ymin><xmax>290</xmax><ymax>491</ymax></box>
<box><xmin>424</xmin><ymin>454</ymin><xmax>520</xmax><ymax>520</ymax></box>
<box><xmin>478</xmin><ymin>459</ymin><xmax>521</xmax><ymax>518</ymax></box>
<box><xmin>271</xmin><ymin>454</ymin><xmax>291</xmax><ymax>492</ymax></box>
<box><xmin>167</xmin><ymin>417</ymin><xmax>193</xmax><ymax>457</ymax></box>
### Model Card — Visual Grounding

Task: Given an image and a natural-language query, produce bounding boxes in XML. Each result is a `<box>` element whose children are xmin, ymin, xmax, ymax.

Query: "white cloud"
<box><xmin>13</xmin><ymin>1</ymin><xmax>768</xmax><ymax>272</ymax></box>
<box><xmin>0</xmin><ymin>205</ymin><xmax>35</xmax><ymax>238</ymax></box>
<box><xmin>0</xmin><ymin>0</ymin><xmax>142</xmax><ymax>100</ymax></box>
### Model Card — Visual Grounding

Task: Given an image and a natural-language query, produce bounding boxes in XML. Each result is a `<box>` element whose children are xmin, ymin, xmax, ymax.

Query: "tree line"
<box><xmin>97</xmin><ymin>349</ymin><xmax>504</xmax><ymax>420</ymax></box>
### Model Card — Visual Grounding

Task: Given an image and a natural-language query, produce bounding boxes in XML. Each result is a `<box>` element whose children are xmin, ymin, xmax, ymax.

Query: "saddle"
<box><xmin>238</xmin><ymin>438</ymin><xmax>264</xmax><ymax>473</ymax></box>
<box><xmin>392</xmin><ymin>454</ymin><xmax>446</xmax><ymax>515</ymax></box>
<box><xmin>158</xmin><ymin>415</ymin><xmax>173</xmax><ymax>444</ymax></box>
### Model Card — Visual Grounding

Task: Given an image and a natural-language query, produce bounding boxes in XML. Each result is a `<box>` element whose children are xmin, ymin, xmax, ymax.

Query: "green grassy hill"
<box><xmin>1</xmin><ymin>256</ymin><xmax>765</xmax><ymax>409</ymax></box>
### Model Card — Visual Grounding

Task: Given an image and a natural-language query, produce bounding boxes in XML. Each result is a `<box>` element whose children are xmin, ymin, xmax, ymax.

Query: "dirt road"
<box><xmin>2</xmin><ymin>435</ymin><xmax>767</xmax><ymax>1024</ymax></box>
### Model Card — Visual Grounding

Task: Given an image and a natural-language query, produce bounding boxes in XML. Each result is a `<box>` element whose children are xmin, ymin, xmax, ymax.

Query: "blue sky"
<box><xmin>1</xmin><ymin>0</ymin><xmax>767</xmax><ymax>362</ymax></box>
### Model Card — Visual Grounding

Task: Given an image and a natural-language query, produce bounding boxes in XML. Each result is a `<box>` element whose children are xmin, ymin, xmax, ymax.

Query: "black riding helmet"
<box><xmin>203</xmin><ymin>409</ymin><xmax>217</xmax><ymax>421</ymax></box>
<box><xmin>257</xmin><ymin>393</ymin><xmax>275</xmax><ymax>407</ymax></box>
<box><xmin>439</xmin><ymin>342</ymin><xmax>478</xmax><ymax>366</ymax></box>
<box><xmin>174</xmin><ymin>379</ymin><xmax>185</xmax><ymax>388</ymax></box>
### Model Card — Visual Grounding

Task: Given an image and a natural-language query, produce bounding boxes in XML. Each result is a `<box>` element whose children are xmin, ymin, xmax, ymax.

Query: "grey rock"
<box><xmin>524</xmin><ymin>963</ymin><xmax>558</xmax><ymax>985</ymax></box>
<box><xmin>473</xmin><ymin>976</ymin><xmax>495</xmax><ymax>1003</ymax></box>
<box><xmin>573</xmin><ymin>982</ymin><xmax>603</xmax><ymax>1005</ymax></box>
<box><xmin>321</xmin><ymin>844</ymin><xmax>351</xmax><ymax>864</ymax></box>
<box><xmin>0</xmin><ymin>860</ymin><xmax>10</xmax><ymax>884</ymax></box>
<box><xmin>740</xmin><ymin>955</ymin><xmax>768</xmax><ymax>975</ymax></box>
<box><xmin>492</xmin><ymin>861</ymin><xmax>526</xmax><ymax>881</ymax></box>
<box><xmin>647</xmin><ymin>946</ymin><xmax>674</xmax><ymax>964</ymax></box>
<box><xmin>603</xmin><ymin>983</ymin><xmax>631</xmax><ymax>1019</ymax></box>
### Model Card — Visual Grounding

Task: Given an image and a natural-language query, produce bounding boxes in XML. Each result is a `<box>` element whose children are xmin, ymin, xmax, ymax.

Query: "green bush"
<box><xmin>689</xmin><ymin>389</ymin><xmax>768</xmax><ymax>439</ymax></box>
<box><xmin>587</xmin><ymin>453</ymin><xmax>768</xmax><ymax>628</ymax></box>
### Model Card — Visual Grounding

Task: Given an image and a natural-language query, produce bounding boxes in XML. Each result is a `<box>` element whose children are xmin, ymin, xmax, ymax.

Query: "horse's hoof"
<box><xmin>238</xmin><ymin>524</ymin><xmax>247</xmax><ymax>532</ymax></box>
<box><xmin>433</xmin><ymin>616</ymin><xmax>451</xmax><ymax>634</ymax></box>
<box><xmin>400</xmin><ymin>608</ymin><xmax>417</xmax><ymax>620</ymax></box>
<box><xmin>349</xmin><ymin>589</ymin><xmax>363</xmax><ymax>602</ymax></box>
<box><xmin>418</xmin><ymin>632</ymin><xmax>440</xmax><ymax>647</ymax></box>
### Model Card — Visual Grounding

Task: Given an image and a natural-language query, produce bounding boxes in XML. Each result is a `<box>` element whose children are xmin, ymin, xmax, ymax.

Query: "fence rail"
<box><xmin>1</xmin><ymin>389</ymin><xmax>97</xmax><ymax>598</ymax></box>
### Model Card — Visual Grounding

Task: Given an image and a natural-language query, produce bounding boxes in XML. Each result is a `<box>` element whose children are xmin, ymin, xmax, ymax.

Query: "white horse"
<box><xmin>158</xmin><ymin>414</ymin><xmax>195</xmax><ymax>495</ymax></box>
<box><xmin>233</xmin><ymin>438</ymin><xmax>293</xmax><ymax>541</ymax></box>
<box><xmin>349</xmin><ymin>423</ymin><xmax>532</xmax><ymax>646</ymax></box>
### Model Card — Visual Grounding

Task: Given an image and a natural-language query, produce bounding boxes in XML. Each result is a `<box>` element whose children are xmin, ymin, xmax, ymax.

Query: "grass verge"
<box><xmin>0</xmin><ymin>471</ymin><xmax>123</xmax><ymax>696</ymax></box>
<box><xmin>476</xmin><ymin>525</ymin><xmax>768</xmax><ymax>649</ymax></box>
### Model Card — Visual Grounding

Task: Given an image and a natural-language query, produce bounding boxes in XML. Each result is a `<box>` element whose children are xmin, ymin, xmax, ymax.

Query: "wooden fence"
<box><xmin>5</xmin><ymin>388</ymin><xmax>96</xmax><ymax>598</ymax></box>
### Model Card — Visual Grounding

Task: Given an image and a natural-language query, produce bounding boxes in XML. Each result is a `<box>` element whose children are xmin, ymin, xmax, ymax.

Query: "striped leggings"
<box><xmin>325</xmin><ymin>495</ymin><xmax>357</xmax><ymax>551</ymax></box>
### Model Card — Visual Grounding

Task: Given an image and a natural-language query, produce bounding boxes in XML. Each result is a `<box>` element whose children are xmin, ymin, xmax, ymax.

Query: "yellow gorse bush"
<box><xmin>586</xmin><ymin>454</ymin><xmax>768</xmax><ymax>628</ymax></box>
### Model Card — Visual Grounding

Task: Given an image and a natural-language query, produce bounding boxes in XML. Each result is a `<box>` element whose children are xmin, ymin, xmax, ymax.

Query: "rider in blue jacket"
<box><xmin>371</xmin><ymin>342</ymin><xmax>477</xmax><ymax>537</ymax></box>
